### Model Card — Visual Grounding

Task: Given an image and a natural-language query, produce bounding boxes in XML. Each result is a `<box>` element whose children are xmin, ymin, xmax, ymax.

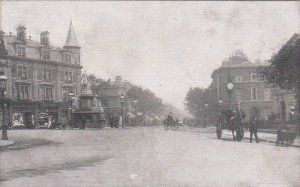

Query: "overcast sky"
<box><xmin>1</xmin><ymin>1</ymin><xmax>299</xmax><ymax>110</ymax></box>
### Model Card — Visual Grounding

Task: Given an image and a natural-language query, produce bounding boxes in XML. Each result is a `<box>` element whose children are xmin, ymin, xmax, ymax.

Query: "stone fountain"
<box><xmin>72</xmin><ymin>71</ymin><xmax>104</xmax><ymax>129</ymax></box>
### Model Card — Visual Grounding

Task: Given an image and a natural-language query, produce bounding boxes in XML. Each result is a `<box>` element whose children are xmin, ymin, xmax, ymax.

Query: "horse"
<box><xmin>224</xmin><ymin>109</ymin><xmax>245</xmax><ymax>141</ymax></box>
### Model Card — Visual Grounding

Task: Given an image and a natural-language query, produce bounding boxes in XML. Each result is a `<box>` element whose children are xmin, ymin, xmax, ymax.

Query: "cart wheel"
<box><xmin>164</xmin><ymin>124</ymin><xmax>169</xmax><ymax>130</ymax></box>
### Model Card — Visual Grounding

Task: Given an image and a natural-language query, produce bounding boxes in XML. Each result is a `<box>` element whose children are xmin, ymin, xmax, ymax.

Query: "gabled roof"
<box><xmin>64</xmin><ymin>21</ymin><xmax>80</xmax><ymax>48</ymax></box>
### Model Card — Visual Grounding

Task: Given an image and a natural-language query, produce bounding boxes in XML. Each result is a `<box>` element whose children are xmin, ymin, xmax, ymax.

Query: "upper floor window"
<box><xmin>64</xmin><ymin>71</ymin><xmax>73</xmax><ymax>83</ymax></box>
<box><xmin>17</xmin><ymin>85</ymin><xmax>29</xmax><ymax>100</ymax></box>
<box><xmin>251</xmin><ymin>87</ymin><xmax>257</xmax><ymax>101</ymax></box>
<box><xmin>63</xmin><ymin>53</ymin><xmax>71</xmax><ymax>64</ymax></box>
<box><xmin>42</xmin><ymin>50</ymin><xmax>50</xmax><ymax>61</ymax></box>
<box><xmin>235</xmin><ymin>75</ymin><xmax>243</xmax><ymax>82</ymax></box>
<box><xmin>16</xmin><ymin>46</ymin><xmax>26</xmax><ymax>57</ymax></box>
<box><xmin>75</xmin><ymin>55</ymin><xmax>80</xmax><ymax>64</ymax></box>
<box><xmin>43</xmin><ymin>69</ymin><xmax>52</xmax><ymax>82</ymax></box>
<box><xmin>251</xmin><ymin>73</ymin><xmax>258</xmax><ymax>82</ymax></box>
<box><xmin>44</xmin><ymin>87</ymin><xmax>53</xmax><ymax>100</ymax></box>
<box><xmin>17</xmin><ymin>66</ymin><xmax>28</xmax><ymax>79</ymax></box>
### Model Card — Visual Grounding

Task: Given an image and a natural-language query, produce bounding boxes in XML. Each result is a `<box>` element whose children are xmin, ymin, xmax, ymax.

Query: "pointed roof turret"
<box><xmin>64</xmin><ymin>20</ymin><xmax>80</xmax><ymax>48</ymax></box>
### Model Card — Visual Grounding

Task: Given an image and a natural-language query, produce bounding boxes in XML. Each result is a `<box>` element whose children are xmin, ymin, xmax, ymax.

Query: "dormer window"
<box><xmin>16</xmin><ymin>46</ymin><xmax>26</xmax><ymax>57</ymax></box>
<box><xmin>41</xmin><ymin>49</ymin><xmax>50</xmax><ymax>61</ymax></box>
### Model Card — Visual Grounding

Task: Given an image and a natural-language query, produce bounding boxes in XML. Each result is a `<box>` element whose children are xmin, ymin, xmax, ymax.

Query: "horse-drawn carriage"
<box><xmin>276</xmin><ymin>124</ymin><xmax>297</xmax><ymax>146</ymax></box>
<box><xmin>216</xmin><ymin>108</ymin><xmax>245</xmax><ymax>141</ymax></box>
<box><xmin>163</xmin><ymin>117</ymin><xmax>180</xmax><ymax>130</ymax></box>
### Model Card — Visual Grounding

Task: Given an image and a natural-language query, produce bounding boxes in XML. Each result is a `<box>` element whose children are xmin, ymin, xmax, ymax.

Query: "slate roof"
<box><xmin>64</xmin><ymin>21</ymin><xmax>80</xmax><ymax>48</ymax></box>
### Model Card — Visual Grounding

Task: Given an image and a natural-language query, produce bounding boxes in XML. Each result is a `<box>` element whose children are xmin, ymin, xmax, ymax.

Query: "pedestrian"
<box><xmin>249</xmin><ymin>117</ymin><xmax>259</xmax><ymax>143</ymax></box>
<box><xmin>109</xmin><ymin>114</ymin><xmax>114</xmax><ymax>128</ymax></box>
<box><xmin>113</xmin><ymin>114</ymin><xmax>119</xmax><ymax>128</ymax></box>
<box><xmin>119</xmin><ymin>115</ymin><xmax>123</xmax><ymax>128</ymax></box>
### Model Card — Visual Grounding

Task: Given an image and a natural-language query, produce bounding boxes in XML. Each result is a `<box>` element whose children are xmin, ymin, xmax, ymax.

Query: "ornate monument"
<box><xmin>72</xmin><ymin>71</ymin><xmax>104</xmax><ymax>129</ymax></box>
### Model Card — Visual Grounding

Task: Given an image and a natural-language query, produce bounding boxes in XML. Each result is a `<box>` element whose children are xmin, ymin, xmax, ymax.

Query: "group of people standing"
<box><xmin>108</xmin><ymin>114</ymin><xmax>140</xmax><ymax>128</ymax></box>
<box><xmin>108</xmin><ymin>114</ymin><xmax>123</xmax><ymax>128</ymax></box>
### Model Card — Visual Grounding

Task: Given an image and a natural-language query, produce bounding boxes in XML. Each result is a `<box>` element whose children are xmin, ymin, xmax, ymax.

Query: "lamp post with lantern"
<box><xmin>0</xmin><ymin>71</ymin><xmax>8</xmax><ymax>140</ymax></box>
<box><xmin>204</xmin><ymin>103</ymin><xmax>208</xmax><ymax>128</ymax></box>
<box><xmin>132</xmin><ymin>100</ymin><xmax>138</xmax><ymax>126</ymax></box>
<box><xmin>68</xmin><ymin>92</ymin><xmax>75</xmax><ymax>129</ymax></box>
<box><xmin>120</xmin><ymin>93</ymin><xmax>125</xmax><ymax>128</ymax></box>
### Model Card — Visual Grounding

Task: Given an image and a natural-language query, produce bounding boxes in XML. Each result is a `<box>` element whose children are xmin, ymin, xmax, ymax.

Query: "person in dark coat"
<box><xmin>249</xmin><ymin>117</ymin><xmax>259</xmax><ymax>143</ymax></box>
<box><xmin>109</xmin><ymin>114</ymin><xmax>114</xmax><ymax>128</ymax></box>
<box><xmin>113</xmin><ymin>114</ymin><xmax>119</xmax><ymax>128</ymax></box>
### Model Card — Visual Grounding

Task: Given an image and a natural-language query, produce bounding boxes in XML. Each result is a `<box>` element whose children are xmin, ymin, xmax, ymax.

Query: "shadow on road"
<box><xmin>0</xmin><ymin>156</ymin><xmax>111</xmax><ymax>182</ymax></box>
<box><xmin>0</xmin><ymin>139</ymin><xmax>61</xmax><ymax>152</ymax></box>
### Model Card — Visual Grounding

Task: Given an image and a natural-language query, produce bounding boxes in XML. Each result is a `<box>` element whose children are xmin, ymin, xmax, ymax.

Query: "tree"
<box><xmin>259</xmin><ymin>35</ymin><xmax>300</xmax><ymax>114</ymax></box>
<box><xmin>184</xmin><ymin>87</ymin><xmax>212</xmax><ymax>125</ymax></box>
<box><xmin>127</xmin><ymin>85</ymin><xmax>163</xmax><ymax>116</ymax></box>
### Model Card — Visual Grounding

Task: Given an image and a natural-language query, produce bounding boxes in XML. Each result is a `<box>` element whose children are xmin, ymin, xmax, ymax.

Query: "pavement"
<box><xmin>0</xmin><ymin>140</ymin><xmax>14</xmax><ymax>147</ymax></box>
<box><xmin>0</xmin><ymin>127</ymin><xmax>299</xmax><ymax>187</ymax></box>
<box><xmin>188</xmin><ymin>126</ymin><xmax>300</xmax><ymax>147</ymax></box>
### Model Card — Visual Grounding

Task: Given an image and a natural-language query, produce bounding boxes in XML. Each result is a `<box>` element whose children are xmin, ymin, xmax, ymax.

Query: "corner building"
<box><xmin>0</xmin><ymin>22</ymin><xmax>82</xmax><ymax>127</ymax></box>
<box><xmin>210</xmin><ymin>50</ymin><xmax>280</xmax><ymax>121</ymax></box>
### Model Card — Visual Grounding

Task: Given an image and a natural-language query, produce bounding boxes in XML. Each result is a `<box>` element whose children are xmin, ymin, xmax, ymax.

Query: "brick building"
<box><xmin>210</xmin><ymin>50</ymin><xmax>292</xmax><ymax>121</ymax></box>
<box><xmin>0</xmin><ymin>22</ymin><xmax>82</xmax><ymax>127</ymax></box>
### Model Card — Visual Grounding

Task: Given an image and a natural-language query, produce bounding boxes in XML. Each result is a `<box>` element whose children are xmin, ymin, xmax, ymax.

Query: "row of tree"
<box><xmin>88</xmin><ymin>74</ymin><xmax>183</xmax><ymax>121</ymax></box>
<box><xmin>127</xmin><ymin>85</ymin><xmax>163</xmax><ymax>116</ymax></box>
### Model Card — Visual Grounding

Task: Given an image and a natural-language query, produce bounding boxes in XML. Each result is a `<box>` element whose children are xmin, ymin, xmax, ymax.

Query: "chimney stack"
<box><xmin>16</xmin><ymin>25</ymin><xmax>26</xmax><ymax>41</ymax></box>
<box><xmin>40</xmin><ymin>31</ymin><xmax>49</xmax><ymax>46</ymax></box>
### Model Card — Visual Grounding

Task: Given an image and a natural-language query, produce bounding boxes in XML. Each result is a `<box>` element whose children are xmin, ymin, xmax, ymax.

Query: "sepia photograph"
<box><xmin>0</xmin><ymin>1</ymin><xmax>299</xmax><ymax>187</ymax></box>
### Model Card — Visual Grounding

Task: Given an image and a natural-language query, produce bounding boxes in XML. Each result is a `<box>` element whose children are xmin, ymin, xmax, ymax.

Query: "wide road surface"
<box><xmin>0</xmin><ymin>127</ymin><xmax>299</xmax><ymax>187</ymax></box>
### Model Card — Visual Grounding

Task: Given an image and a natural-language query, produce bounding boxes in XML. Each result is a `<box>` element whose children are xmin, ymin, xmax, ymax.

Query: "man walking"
<box><xmin>249</xmin><ymin>117</ymin><xmax>259</xmax><ymax>143</ymax></box>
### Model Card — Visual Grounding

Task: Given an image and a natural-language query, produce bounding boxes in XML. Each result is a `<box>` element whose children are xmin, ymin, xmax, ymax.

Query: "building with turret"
<box><xmin>0</xmin><ymin>21</ymin><xmax>82</xmax><ymax>128</ymax></box>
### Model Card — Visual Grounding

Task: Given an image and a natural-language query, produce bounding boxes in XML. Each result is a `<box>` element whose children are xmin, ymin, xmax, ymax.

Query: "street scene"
<box><xmin>1</xmin><ymin>1</ymin><xmax>300</xmax><ymax>187</ymax></box>
<box><xmin>1</xmin><ymin>128</ymin><xmax>299</xmax><ymax>187</ymax></box>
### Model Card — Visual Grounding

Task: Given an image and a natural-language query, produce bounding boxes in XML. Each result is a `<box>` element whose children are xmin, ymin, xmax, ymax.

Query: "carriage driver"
<box><xmin>167</xmin><ymin>112</ymin><xmax>173</xmax><ymax>121</ymax></box>
<box><xmin>249</xmin><ymin>117</ymin><xmax>259</xmax><ymax>143</ymax></box>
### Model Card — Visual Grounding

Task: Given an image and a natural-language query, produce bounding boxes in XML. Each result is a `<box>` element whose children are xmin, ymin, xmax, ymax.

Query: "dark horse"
<box><xmin>223</xmin><ymin>109</ymin><xmax>245</xmax><ymax>141</ymax></box>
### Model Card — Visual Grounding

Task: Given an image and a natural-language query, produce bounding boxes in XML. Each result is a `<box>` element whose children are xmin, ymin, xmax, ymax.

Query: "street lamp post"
<box><xmin>120</xmin><ymin>93</ymin><xmax>125</xmax><ymax>128</ymax></box>
<box><xmin>204</xmin><ymin>104</ymin><xmax>208</xmax><ymax>128</ymax></box>
<box><xmin>68</xmin><ymin>92</ymin><xmax>75</xmax><ymax>129</ymax></box>
<box><xmin>0</xmin><ymin>71</ymin><xmax>8</xmax><ymax>140</ymax></box>
<box><xmin>133</xmin><ymin>100</ymin><xmax>138</xmax><ymax>126</ymax></box>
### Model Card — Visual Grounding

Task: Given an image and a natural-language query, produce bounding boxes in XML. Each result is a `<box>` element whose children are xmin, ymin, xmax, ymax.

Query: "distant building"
<box><xmin>0</xmin><ymin>22</ymin><xmax>82</xmax><ymax>127</ymax></box>
<box><xmin>210</xmin><ymin>50</ymin><xmax>292</xmax><ymax>121</ymax></box>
